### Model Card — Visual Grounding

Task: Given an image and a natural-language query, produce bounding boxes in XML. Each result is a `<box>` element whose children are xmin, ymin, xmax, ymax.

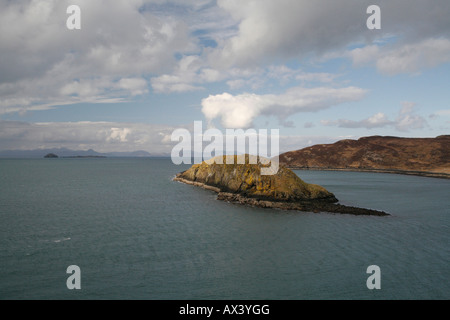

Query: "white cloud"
<box><xmin>349</xmin><ymin>45</ymin><xmax>380</xmax><ymax>67</ymax></box>
<box><xmin>150</xmin><ymin>55</ymin><xmax>207</xmax><ymax>93</ymax></box>
<box><xmin>151</xmin><ymin>75</ymin><xmax>205</xmax><ymax>93</ymax></box>
<box><xmin>202</xmin><ymin>92</ymin><xmax>264</xmax><ymax>128</ymax></box>
<box><xmin>0</xmin><ymin>75</ymin><xmax>150</xmax><ymax>115</ymax></box>
<box><xmin>349</xmin><ymin>38</ymin><xmax>450</xmax><ymax>75</ymax></box>
<box><xmin>432</xmin><ymin>110</ymin><xmax>450</xmax><ymax>117</ymax></box>
<box><xmin>395</xmin><ymin>102</ymin><xmax>427</xmax><ymax>132</ymax></box>
<box><xmin>295</xmin><ymin>72</ymin><xmax>338</xmax><ymax>84</ymax></box>
<box><xmin>226</xmin><ymin>79</ymin><xmax>247</xmax><ymax>90</ymax></box>
<box><xmin>151</xmin><ymin>57</ymin><xmax>347</xmax><ymax>95</ymax></box>
<box><xmin>377</xmin><ymin>38</ymin><xmax>450</xmax><ymax>75</ymax></box>
<box><xmin>322</xmin><ymin>102</ymin><xmax>427</xmax><ymax>132</ymax></box>
<box><xmin>201</xmin><ymin>86</ymin><xmax>367</xmax><ymax>128</ymax></box>
<box><xmin>143</xmin><ymin>0</ymin><xmax>236</xmax><ymax>40</ymax></box>
<box><xmin>321</xmin><ymin>113</ymin><xmax>393</xmax><ymax>129</ymax></box>
<box><xmin>108</xmin><ymin>128</ymin><xmax>131</xmax><ymax>143</ymax></box>
<box><xmin>210</xmin><ymin>0</ymin><xmax>369</xmax><ymax>68</ymax></box>
<box><xmin>209</xmin><ymin>0</ymin><xmax>450</xmax><ymax>69</ymax></box>
<box><xmin>117</xmin><ymin>78</ymin><xmax>149</xmax><ymax>96</ymax></box>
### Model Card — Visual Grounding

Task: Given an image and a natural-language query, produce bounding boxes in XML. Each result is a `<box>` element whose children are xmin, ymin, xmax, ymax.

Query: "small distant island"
<box><xmin>174</xmin><ymin>155</ymin><xmax>388</xmax><ymax>216</ymax></box>
<box><xmin>44</xmin><ymin>153</ymin><xmax>58</xmax><ymax>158</ymax></box>
<box><xmin>43</xmin><ymin>153</ymin><xmax>106</xmax><ymax>158</ymax></box>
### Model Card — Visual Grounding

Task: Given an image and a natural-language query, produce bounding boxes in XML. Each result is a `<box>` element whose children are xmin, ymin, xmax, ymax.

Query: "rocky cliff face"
<box><xmin>174</xmin><ymin>155</ymin><xmax>388</xmax><ymax>216</ymax></box>
<box><xmin>280</xmin><ymin>135</ymin><xmax>450</xmax><ymax>177</ymax></box>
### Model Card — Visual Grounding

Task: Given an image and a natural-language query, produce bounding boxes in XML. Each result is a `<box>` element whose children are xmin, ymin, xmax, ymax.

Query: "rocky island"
<box><xmin>174</xmin><ymin>155</ymin><xmax>388</xmax><ymax>216</ymax></box>
<box><xmin>44</xmin><ymin>153</ymin><xmax>58</xmax><ymax>158</ymax></box>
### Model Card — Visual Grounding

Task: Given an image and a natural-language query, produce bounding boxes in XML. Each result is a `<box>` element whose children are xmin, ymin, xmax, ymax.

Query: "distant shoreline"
<box><xmin>61</xmin><ymin>156</ymin><xmax>107</xmax><ymax>158</ymax></box>
<box><xmin>286</xmin><ymin>166</ymin><xmax>450</xmax><ymax>180</ymax></box>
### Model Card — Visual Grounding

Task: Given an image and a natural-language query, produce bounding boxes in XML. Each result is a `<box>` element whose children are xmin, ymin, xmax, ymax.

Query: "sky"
<box><xmin>0</xmin><ymin>0</ymin><xmax>449</xmax><ymax>155</ymax></box>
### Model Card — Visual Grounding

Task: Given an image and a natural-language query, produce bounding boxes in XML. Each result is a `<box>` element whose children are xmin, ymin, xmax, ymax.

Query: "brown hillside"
<box><xmin>279</xmin><ymin>135</ymin><xmax>450</xmax><ymax>177</ymax></box>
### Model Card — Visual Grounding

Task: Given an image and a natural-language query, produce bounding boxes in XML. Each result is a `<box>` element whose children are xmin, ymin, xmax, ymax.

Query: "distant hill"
<box><xmin>279</xmin><ymin>135</ymin><xmax>450</xmax><ymax>178</ymax></box>
<box><xmin>0</xmin><ymin>148</ymin><xmax>166</xmax><ymax>158</ymax></box>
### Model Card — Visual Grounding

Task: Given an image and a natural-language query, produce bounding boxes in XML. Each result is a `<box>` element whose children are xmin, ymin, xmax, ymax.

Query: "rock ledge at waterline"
<box><xmin>174</xmin><ymin>155</ymin><xmax>389</xmax><ymax>216</ymax></box>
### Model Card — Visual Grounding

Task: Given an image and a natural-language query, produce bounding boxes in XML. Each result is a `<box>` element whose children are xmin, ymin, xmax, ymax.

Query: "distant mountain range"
<box><xmin>279</xmin><ymin>135</ymin><xmax>450</xmax><ymax>179</ymax></box>
<box><xmin>0</xmin><ymin>147</ymin><xmax>169</xmax><ymax>158</ymax></box>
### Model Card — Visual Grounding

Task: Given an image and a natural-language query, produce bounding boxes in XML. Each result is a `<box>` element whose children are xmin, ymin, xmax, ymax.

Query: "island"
<box><xmin>44</xmin><ymin>153</ymin><xmax>58</xmax><ymax>158</ymax></box>
<box><xmin>174</xmin><ymin>155</ymin><xmax>388</xmax><ymax>216</ymax></box>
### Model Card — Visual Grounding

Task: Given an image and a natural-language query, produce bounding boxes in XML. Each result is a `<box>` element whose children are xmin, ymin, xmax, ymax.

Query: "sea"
<box><xmin>0</xmin><ymin>158</ymin><xmax>448</xmax><ymax>300</ymax></box>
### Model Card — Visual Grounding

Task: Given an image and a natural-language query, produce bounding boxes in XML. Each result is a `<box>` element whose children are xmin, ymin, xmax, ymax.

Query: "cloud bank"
<box><xmin>321</xmin><ymin>102</ymin><xmax>428</xmax><ymax>132</ymax></box>
<box><xmin>0</xmin><ymin>120</ymin><xmax>178</xmax><ymax>153</ymax></box>
<box><xmin>0</xmin><ymin>0</ymin><xmax>193</xmax><ymax>114</ymax></box>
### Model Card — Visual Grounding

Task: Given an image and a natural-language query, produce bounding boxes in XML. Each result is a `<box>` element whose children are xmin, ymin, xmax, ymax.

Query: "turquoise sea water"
<box><xmin>0</xmin><ymin>158</ymin><xmax>449</xmax><ymax>299</ymax></box>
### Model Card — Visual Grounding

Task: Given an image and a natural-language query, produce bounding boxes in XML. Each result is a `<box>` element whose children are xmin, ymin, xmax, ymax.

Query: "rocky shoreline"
<box><xmin>174</xmin><ymin>174</ymin><xmax>389</xmax><ymax>216</ymax></box>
